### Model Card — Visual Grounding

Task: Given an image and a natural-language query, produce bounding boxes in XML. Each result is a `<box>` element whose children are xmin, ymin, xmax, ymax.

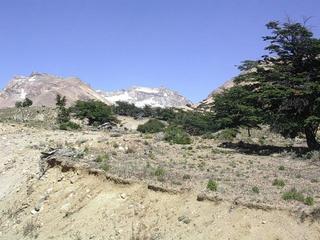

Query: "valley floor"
<box><xmin>0</xmin><ymin>123</ymin><xmax>320</xmax><ymax>239</ymax></box>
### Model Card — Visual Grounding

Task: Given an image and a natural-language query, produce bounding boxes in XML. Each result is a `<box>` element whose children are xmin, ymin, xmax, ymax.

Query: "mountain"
<box><xmin>98</xmin><ymin>86</ymin><xmax>192</xmax><ymax>108</ymax></box>
<box><xmin>195</xmin><ymin>79</ymin><xmax>235</xmax><ymax>110</ymax></box>
<box><xmin>0</xmin><ymin>73</ymin><xmax>109</xmax><ymax>108</ymax></box>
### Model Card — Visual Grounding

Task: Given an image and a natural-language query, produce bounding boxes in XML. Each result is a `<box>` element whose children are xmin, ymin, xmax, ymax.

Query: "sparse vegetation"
<box><xmin>272</xmin><ymin>179</ymin><xmax>285</xmax><ymax>188</ymax></box>
<box><xmin>282</xmin><ymin>188</ymin><xmax>313</xmax><ymax>205</ymax></box>
<box><xmin>95</xmin><ymin>154</ymin><xmax>109</xmax><ymax>163</ymax></box>
<box><xmin>304</xmin><ymin>196</ymin><xmax>315</xmax><ymax>206</ymax></box>
<box><xmin>100</xmin><ymin>161</ymin><xmax>110</xmax><ymax>172</ymax></box>
<box><xmin>252</xmin><ymin>186</ymin><xmax>260</xmax><ymax>194</ymax></box>
<box><xmin>154</xmin><ymin>166</ymin><xmax>165</xmax><ymax>177</ymax></box>
<box><xmin>23</xmin><ymin>221</ymin><xmax>38</xmax><ymax>238</ymax></box>
<box><xmin>207</xmin><ymin>179</ymin><xmax>218</xmax><ymax>191</ymax></box>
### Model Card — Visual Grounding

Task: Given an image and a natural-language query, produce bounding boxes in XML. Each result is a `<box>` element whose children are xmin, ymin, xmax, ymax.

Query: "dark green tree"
<box><xmin>55</xmin><ymin>94</ymin><xmax>70</xmax><ymax>124</ymax></box>
<box><xmin>71</xmin><ymin>100</ymin><xmax>117</xmax><ymax>126</ymax></box>
<box><xmin>215</xmin><ymin>20</ymin><xmax>320</xmax><ymax>149</ymax></box>
<box><xmin>214</xmin><ymin>85</ymin><xmax>264</xmax><ymax>136</ymax></box>
<box><xmin>22</xmin><ymin>98</ymin><xmax>33</xmax><ymax>107</ymax></box>
<box><xmin>56</xmin><ymin>94</ymin><xmax>67</xmax><ymax>108</ymax></box>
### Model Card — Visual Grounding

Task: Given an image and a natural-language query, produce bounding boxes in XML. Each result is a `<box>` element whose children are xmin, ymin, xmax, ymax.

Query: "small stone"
<box><xmin>178</xmin><ymin>215</ymin><xmax>191</xmax><ymax>224</ymax></box>
<box><xmin>120</xmin><ymin>193</ymin><xmax>127</xmax><ymax>199</ymax></box>
<box><xmin>31</xmin><ymin>209</ymin><xmax>37</xmax><ymax>215</ymax></box>
<box><xmin>262</xmin><ymin>220</ymin><xmax>266</xmax><ymax>224</ymax></box>
<box><xmin>34</xmin><ymin>206</ymin><xmax>41</xmax><ymax>212</ymax></box>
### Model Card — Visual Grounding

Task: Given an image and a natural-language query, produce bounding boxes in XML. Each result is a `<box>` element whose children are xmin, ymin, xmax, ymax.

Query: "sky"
<box><xmin>1</xmin><ymin>0</ymin><xmax>320</xmax><ymax>102</ymax></box>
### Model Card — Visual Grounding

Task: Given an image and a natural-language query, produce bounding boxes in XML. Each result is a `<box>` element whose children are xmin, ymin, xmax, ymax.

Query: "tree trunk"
<box><xmin>247</xmin><ymin>128</ymin><xmax>251</xmax><ymax>137</ymax></box>
<box><xmin>305</xmin><ymin>126</ymin><xmax>320</xmax><ymax>150</ymax></box>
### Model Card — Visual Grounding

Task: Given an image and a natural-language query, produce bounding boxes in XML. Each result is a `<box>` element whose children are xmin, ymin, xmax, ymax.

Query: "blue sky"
<box><xmin>1</xmin><ymin>0</ymin><xmax>320</xmax><ymax>102</ymax></box>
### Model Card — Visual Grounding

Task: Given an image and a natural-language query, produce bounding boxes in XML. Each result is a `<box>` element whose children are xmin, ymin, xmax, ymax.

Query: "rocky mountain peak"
<box><xmin>0</xmin><ymin>73</ymin><xmax>109</xmax><ymax>108</ymax></box>
<box><xmin>99</xmin><ymin>86</ymin><xmax>192</xmax><ymax>108</ymax></box>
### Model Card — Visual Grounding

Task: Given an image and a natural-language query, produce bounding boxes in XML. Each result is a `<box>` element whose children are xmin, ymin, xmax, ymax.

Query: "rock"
<box><xmin>178</xmin><ymin>215</ymin><xmax>191</xmax><ymax>224</ymax></box>
<box><xmin>60</xmin><ymin>203</ymin><xmax>71</xmax><ymax>213</ymax></box>
<box><xmin>154</xmin><ymin>132</ymin><xmax>165</xmax><ymax>141</ymax></box>
<box><xmin>31</xmin><ymin>209</ymin><xmax>38</xmax><ymax>215</ymax></box>
<box><xmin>34</xmin><ymin>204</ymin><xmax>41</xmax><ymax>212</ymax></box>
<box><xmin>120</xmin><ymin>193</ymin><xmax>127</xmax><ymax>199</ymax></box>
<box><xmin>262</xmin><ymin>220</ymin><xmax>266</xmax><ymax>224</ymax></box>
<box><xmin>57</xmin><ymin>176</ymin><xmax>64</xmax><ymax>182</ymax></box>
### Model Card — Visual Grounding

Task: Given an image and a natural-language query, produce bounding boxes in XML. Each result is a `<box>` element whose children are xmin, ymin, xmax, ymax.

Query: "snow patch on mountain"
<box><xmin>99</xmin><ymin>86</ymin><xmax>192</xmax><ymax>108</ymax></box>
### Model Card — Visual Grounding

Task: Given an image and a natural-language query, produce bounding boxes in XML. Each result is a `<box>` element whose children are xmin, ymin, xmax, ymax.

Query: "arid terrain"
<box><xmin>0</xmin><ymin>108</ymin><xmax>320</xmax><ymax>240</ymax></box>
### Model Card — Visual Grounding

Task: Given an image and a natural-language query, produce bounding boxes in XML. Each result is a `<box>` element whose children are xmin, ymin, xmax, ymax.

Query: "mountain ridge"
<box><xmin>0</xmin><ymin>73</ymin><xmax>192</xmax><ymax>109</ymax></box>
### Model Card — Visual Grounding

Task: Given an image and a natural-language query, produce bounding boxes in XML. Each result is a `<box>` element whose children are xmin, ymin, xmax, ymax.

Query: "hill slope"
<box><xmin>0</xmin><ymin>73</ymin><xmax>109</xmax><ymax>108</ymax></box>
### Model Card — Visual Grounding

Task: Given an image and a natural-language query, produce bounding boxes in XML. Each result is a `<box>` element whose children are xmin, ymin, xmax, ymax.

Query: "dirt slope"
<box><xmin>0</xmin><ymin>123</ymin><xmax>319</xmax><ymax>239</ymax></box>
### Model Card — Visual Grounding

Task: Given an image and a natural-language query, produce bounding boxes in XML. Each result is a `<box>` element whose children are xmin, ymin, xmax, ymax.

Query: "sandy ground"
<box><xmin>0</xmin><ymin>122</ymin><xmax>320</xmax><ymax>239</ymax></box>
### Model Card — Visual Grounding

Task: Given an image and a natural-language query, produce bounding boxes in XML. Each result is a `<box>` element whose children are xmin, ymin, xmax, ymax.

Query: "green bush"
<box><xmin>154</xmin><ymin>167</ymin><xmax>165</xmax><ymax>177</ymax></box>
<box><xmin>214</xmin><ymin>128</ymin><xmax>238</xmax><ymax>141</ymax></box>
<box><xmin>283</xmin><ymin>190</ymin><xmax>314</xmax><ymax>206</ymax></box>
<box><xmin>202</xmin><ymin>133</ymin><xmax>215</xmax><ymax>139</ymax></box>
<box><xmin>71</xmin><ymin>100</ymin><xmax>117</xmax><ymax>126</ymax></box>
<box><xmin>95</xmin><ymin>154</ymin><xmax>110</xmax><ymax>163</ymax></box>
<box><xmin>207</xmin><ymin>179</ymin><xmax>218</xmax><ymax>191</ymax></box>
<box><xmin>59</xmin><ymin>121</ymin><xmax>81</xmax><ymax>130</ymax></box>
<box><xmin>15</xmin><ymin>98</ymin><xmax>33</xmax><ymax>108</ymax></box>
<box><xmin>252</xmin><ymin>186</ymin><xmax>260</xmax><ymax>194</ymax></box>
<box><xmin>164</xmin><ymin>125</ymin><xmax>192</xmax><ymax>145</ymax></box>
<box><xmin>137</xmin><ymin>119</ymin><xmax>165</xmax><ymax>133</ymax></box>
<box><xmin>304</xmin><ymin>196</ymin><xmax>314</xmax><ymax>206</ymax></box>
<box><xmin>100</xmin><ymin>161</ymin><xmax>110</xmax><ymax>172</ymax></box>
<box><xmin>278</xmin><ymin>165</ymin><xmax>285</xmax><ymax>171</ymax></box>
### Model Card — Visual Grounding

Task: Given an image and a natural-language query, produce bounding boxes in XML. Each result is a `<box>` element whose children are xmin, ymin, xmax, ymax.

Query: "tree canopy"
<box><xmin>214</xmin><ymin>20</ymin><xmax>320</xmax><ymax>149</ymax></box>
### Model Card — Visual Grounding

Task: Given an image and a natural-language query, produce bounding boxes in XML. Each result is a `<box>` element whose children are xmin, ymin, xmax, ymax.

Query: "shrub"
<box><xmin>164</xmin><ymin>125</ymin><xmax>192</xmax><ymax>145</ymax></box>
<box><xmin>71</xmin><ymin>100</ymin><xmax>117</xmax><ymax>126</ymax></box>
<box><xmin>95</xmin><ymin>154</ymin><xmax>109</xmax><ymax>163</ymax></box>
<box><xmin>282</xmin><ymin>188</ymin><xmax>305</xmax><ymax>202</ymax></box>
<box><xmin>304</xmin><ymin>196</ymin><xmax>314</xmax><ymax>206</ymax></box>
<box><xmin>278</xmin><ymin>165</ymin><xmax>285</xmax><ymax>171</ymax></box>
<box><xmin>272</xmin><ymin>179</ymin><xmax>285</xmax><ymax>188</ymax></box>
<box><xmin>154</xmin><ymin>167</ymin><xmax>165</xmax><ymax>177</ymax></box>
<box><xmin>100</xmin><ymin>161</ymin><xmax>110</xmax><ymax>172</ymax></box>
<box><xmin>15</xmin><ymin>101</ymin><xmax>23</xmax><ymax>108</ymax></box>
<box><xmin>57</xmin><ymin>107</ymin><xmax>71</xmax><ymax>124</ymax></box>
<box><xmin>252</xmin><ymin>186</ymin><xmax>260</xmax><ymax>194</ymax></box>
<box><xmin>137</xmin><ymin>119</ymin><xmax>165</xmax><ymax>133</ymax></box>
<box><xmin>207</xmin><ymin>179</ymin><xmax>218</xmax><ymax>191</ymax></box>
<box><xmin>15</xmin><ymin>98</ymin><xmax>33</xmax><ymax>108</ymax></box>
<box><xmin>59</xmin><ymin>121</ymin><xmax>81</xmax><ymax>130</ymax></box>
<box><xmin>214</xmin><ymin>128</ymin><xmax>238</xmax><ymax>141</ymax></box>
<box><xmin>202</xmin><ymin>133</ymin><xmax>215</xmax><ymax>139</ymax></box>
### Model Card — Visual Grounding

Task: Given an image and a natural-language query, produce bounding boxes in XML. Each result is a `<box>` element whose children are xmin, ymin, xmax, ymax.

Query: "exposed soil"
<box><xmin>0</xmin><ymin>119</ymin><xmax>320</xmax><ymax>239</ymax></box>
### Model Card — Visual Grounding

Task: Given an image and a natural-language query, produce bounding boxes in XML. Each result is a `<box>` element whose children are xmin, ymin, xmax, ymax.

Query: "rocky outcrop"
<box><xmin>0</xmin><ymin>72</ymin><xmax>109</xmax><ymax>108</ymax></box>
<box><xmin>98</xmin><ymin>86</ymin><xmax>192</xmax><ymax>108</ymax></box>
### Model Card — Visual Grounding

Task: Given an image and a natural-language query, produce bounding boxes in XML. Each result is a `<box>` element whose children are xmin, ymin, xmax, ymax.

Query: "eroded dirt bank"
<box><xmin>1</xmin><ymin>167</ymin><xmax>320</xmax><ymax>240</ymax></box>
<box><xmin>0</xmin><ymin>122</ymin><xmax>320</xmax><ymax>239</ymax></box>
